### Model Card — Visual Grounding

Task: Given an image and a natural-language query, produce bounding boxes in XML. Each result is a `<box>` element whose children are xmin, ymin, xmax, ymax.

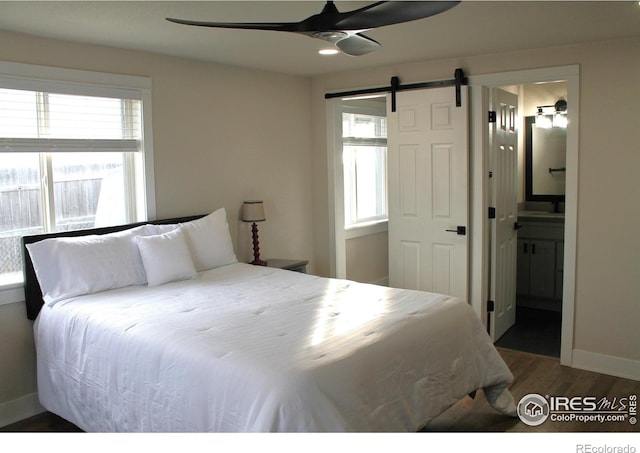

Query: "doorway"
<box><xmin>469</xmin><ymin>65</ymin><xmax>579</xmax><ymax>367</ymax></box>
<box><xmin>326</xmin><ymin>95</ymin><xmax>390</xmax><ymax>284</ymax></box>
<box><xmin>494</xmin><ymin>81</ymin><xmax>567</xmax><ymax>358</ymax></box>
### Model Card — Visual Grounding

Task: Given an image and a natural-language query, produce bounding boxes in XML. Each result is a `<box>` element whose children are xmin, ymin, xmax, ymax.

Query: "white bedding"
<box><xmin>35</xmin><ymin>263</ymin><xmax>516</xmax><ymax>432</ymax></box>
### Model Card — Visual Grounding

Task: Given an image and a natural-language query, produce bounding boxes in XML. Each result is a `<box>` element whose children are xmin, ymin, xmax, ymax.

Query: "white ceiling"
<box><xmin>1</xmin><ymin>1</ymin><xmax>639</xmax><ymax>76</ymax></box>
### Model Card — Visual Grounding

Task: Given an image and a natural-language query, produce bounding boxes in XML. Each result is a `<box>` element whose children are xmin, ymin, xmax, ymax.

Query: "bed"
<box><xmin>22</xmin><ymin>208</ymin><xmax>516</xmax><ymax>432</ymax></box>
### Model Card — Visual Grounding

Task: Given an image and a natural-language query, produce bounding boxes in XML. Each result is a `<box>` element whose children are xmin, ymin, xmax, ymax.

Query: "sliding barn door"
<box><xmin>387</xmin><ymin>86</ymin><xmax>469</xmax><ymax>300</ymax></box>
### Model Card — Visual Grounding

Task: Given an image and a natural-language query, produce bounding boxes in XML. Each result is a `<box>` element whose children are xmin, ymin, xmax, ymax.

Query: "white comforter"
<box><xmin>35</xmin><ymin>263</ymin><xmax>515</xmax><ymax>432</ymax></box>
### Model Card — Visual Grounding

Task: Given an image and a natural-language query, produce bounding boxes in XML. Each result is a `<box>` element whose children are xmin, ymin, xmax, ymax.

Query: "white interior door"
<box><xmin>490</xmin><ymin>88</ymin><xmax>519</xmax><ymax>340</ymax></box>
<box><xmin>388</xmin><ymin>86</ymin><xmax>469</xmax><ymax>300</ymax></box>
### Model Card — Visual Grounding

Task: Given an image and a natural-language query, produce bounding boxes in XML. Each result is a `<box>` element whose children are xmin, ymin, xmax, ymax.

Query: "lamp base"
<box><xmin>249</xmin><ymin>222</ymin><xmax>267</xmax><ymax>266</ymax></box>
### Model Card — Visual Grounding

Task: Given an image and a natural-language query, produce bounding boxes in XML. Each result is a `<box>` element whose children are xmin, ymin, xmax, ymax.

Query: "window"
<box><xmin>0</xmin><ymin>63</ymin><xmax>153</xmax><ymax>288</ymax></box>
<box><xmin>342</xmin><ymin>106</ymin><xmax>388</xmax><ymax>228</ymax></box>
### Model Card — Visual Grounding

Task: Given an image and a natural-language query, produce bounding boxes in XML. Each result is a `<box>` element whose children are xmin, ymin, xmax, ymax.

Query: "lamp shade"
<box><xmin>241</xmin><ymin>200</ymin><xmax>266</xmax><ymax>222</ymax></box>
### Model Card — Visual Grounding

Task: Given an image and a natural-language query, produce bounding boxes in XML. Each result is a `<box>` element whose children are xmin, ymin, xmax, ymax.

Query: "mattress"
<box><xmin>34</xmin><ymin>263</ymin><xmax>516</xmax><ymax>432</ymax></box>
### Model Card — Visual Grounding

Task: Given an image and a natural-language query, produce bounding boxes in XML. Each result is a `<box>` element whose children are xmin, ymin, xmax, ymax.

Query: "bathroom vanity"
<box><xmin>516</xmin><ymin>211</ymin><xmax>564</xmax><ymax>311</ymax></box>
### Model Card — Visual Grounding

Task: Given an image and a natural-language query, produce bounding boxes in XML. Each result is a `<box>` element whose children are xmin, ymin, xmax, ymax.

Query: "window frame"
<box><xmin>341</xmin><ymin>99</ymin><xmax>388</xmax><ymax>234</ymax></box>
<box><xmin>0</xmin><ymin>61</ymin><xmax>155</xmax><ymax>304</ymax></box>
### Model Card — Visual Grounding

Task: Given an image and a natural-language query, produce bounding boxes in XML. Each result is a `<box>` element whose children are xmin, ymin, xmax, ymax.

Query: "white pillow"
<box><xmin>26</xmin><ymin>225</ymin><xmax>150</xmax><ymax>305</ymax></box>
<box><xmin>151</xmin><ymin>223</ymin><xmax>180</xmax><ymax>235</ymax></box>
<box><xmin>179</xmin><ymin>208</ymin><xmax>238</xmax><ymax>271</ymax></box>
<box><xmin>135</xmin><ymin>227</ymin><xmax>197</xmax><ymax>286</ymax></box>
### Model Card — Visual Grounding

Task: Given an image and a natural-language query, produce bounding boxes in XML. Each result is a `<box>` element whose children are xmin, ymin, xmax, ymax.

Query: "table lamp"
<box><xmin>241</xmin><ymin>200</ymin><xmax>267</xmax><ymax>266</ymax></box>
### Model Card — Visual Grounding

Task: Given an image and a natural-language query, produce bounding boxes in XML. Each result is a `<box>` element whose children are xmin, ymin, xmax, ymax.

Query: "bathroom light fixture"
<box><xmin>535</xmin><ymin>107</ymin><xmax>552</xmax><ymax>129</ymax></box>
<box><xmin>552</xmin><ymin>99</ymin><xmax>568</xmax><ymax>128</ymax></box>
<box><xmin>535</xmin><ymin>99</ymin><xmax>567</xmax><ymax>128</ymax></box>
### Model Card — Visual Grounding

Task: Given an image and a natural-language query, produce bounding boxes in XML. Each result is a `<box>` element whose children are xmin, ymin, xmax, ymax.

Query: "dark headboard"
<box><xmin>21</xmin><ymin>215</ymin><xmax>205</xmax><ymax>320</ymax></box>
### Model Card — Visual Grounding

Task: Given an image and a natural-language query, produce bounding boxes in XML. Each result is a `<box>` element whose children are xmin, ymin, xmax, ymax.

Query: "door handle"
<box><xmin>445</xmin><ymin>226</ymin><xmax>466</xmax><ymax>236</ymax></box>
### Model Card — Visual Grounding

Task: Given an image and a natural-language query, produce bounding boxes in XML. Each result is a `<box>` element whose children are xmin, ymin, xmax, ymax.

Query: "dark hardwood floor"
<box><xmin>426</xmin><ymin>348</ymin><xmax>640</xmax><ymax>432</ymax></box>
<box><xmin>1</xmin><ymin>411</ymin><xmax>81</xmax><ymax>432</ymax></box>
<box><xmin>2</xmin><ymin>348</ymin><xmax>638</xmax><ymax>433</ymax></box>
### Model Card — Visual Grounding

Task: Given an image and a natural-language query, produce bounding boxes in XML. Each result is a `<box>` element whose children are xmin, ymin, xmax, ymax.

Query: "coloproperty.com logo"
<box><xmin>517</xmin><ymin>393</ymin><xmax>637</xmax><ymax>427</ymax></box>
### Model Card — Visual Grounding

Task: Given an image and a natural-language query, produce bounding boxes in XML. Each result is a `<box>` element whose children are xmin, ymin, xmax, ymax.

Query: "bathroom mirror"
<box><xmin>525</xmin><ymin>116</ymin><xmax>566</xmax><ymax>202</ymax></box>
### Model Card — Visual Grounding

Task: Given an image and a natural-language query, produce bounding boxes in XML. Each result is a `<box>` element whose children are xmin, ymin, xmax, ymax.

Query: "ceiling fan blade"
<box><xmin>167</xmin><ymin>1</ymin><xmax>459</xmax><ymax>57</ymax></box>
<box><xmin>335</xmin><ymin>33</ymin><xmax>381</xmax><ymax>57</ymax></box>
<box><xmin>167</xmin><ymin>2</ymin><xmax>345</xmax><ymax>34</ymax></box>
<box><xmin>335</xmin><ymin>1</ymin><xmax>460</xmax><ymax>30</ymax></box>
<box><xmin>166</xmin><ymin>17</ymin><xmax>299</xmax><ymax>32</ymax></box>
<box><xmin>168</xmin><ymin>1</ymin><xmax>459</xmax><ymax>34</ymax></box>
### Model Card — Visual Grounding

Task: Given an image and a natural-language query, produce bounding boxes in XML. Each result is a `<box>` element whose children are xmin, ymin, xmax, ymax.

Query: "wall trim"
<box><xmin>0</xmin><ymin>392</ymin><xmax>43</xmax><ymax>428</ymax></box>
<box><xmin>0</xmin><ymin>286</ymin><xmax>25</xmax><ymax>307</ymax></box>
<box><xmin>344</xmin><ymin>220</ymin><xmax>388</xmax><ymax>240</ymax></box>
<box><xmin>572</xmin><ymin>349</ymin><xmax>640</xmax><ymax>381</ymax></box>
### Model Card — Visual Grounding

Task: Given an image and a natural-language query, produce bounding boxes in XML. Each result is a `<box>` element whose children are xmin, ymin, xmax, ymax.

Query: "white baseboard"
<box><xmin>572</xmin><ymin>349</ymin><xmax>640</xmax><ymax>381</ymax></box>
<box><xmin>0</xmin><ymin>392</ymin><xmax>44</xmax><ymax>428</ymax></box>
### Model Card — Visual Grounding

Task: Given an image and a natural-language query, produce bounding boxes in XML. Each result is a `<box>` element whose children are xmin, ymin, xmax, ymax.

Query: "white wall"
<box><xmin>311</xmin><ymin>38</ymin><xmax>640</xmax><ymax>378</ymax></box>
<box><xmin>346</xmin><ymin>232</ymin><xmax>388</xmax><ymax>284</ymax></box>
<box><xmin>0</xmin><ymin>30</ymin><xmax>314</xmax><ymax>426</ymax></box>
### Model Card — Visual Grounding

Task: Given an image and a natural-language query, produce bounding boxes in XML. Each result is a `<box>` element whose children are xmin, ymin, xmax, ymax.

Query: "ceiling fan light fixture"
<box><xmin>319</xmin><ymin>48</ymin><xmax>340</xmax><ymax>55</ymax></box>
<box><xmin>312</xmin><ymin>31</ymin><xmax>349</xmax><ymax>43</ymax></box>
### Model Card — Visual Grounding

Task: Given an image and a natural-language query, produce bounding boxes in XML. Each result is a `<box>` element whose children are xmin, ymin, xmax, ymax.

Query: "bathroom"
<box><xmin>496</xmin><ymin>81</ymin><xmax>567</xmax><ymax>357</ymax></box>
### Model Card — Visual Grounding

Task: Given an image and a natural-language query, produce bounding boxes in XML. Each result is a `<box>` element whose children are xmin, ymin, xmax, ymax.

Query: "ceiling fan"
<box><xmin>167</xmin><ymin>1</ymin><xmax>460</xmax><ymax>56</ymax></box>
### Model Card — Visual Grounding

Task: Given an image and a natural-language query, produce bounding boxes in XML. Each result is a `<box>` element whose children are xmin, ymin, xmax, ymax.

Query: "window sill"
<box><xmin>0</xmin><ymin>282</ymin><xmax>25</xmax><ymax>307</ymax></box>
<box><xmin>344</xmin><ymin>220</ymin><xmax>388</xmax><ymax>239</ymax></box>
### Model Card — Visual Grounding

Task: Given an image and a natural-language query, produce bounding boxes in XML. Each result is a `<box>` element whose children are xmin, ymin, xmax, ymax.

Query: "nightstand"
<box><xmin>266</xmin><ymin>259</ymin><xmax>309</xmax><ymax>273</ymax></box>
